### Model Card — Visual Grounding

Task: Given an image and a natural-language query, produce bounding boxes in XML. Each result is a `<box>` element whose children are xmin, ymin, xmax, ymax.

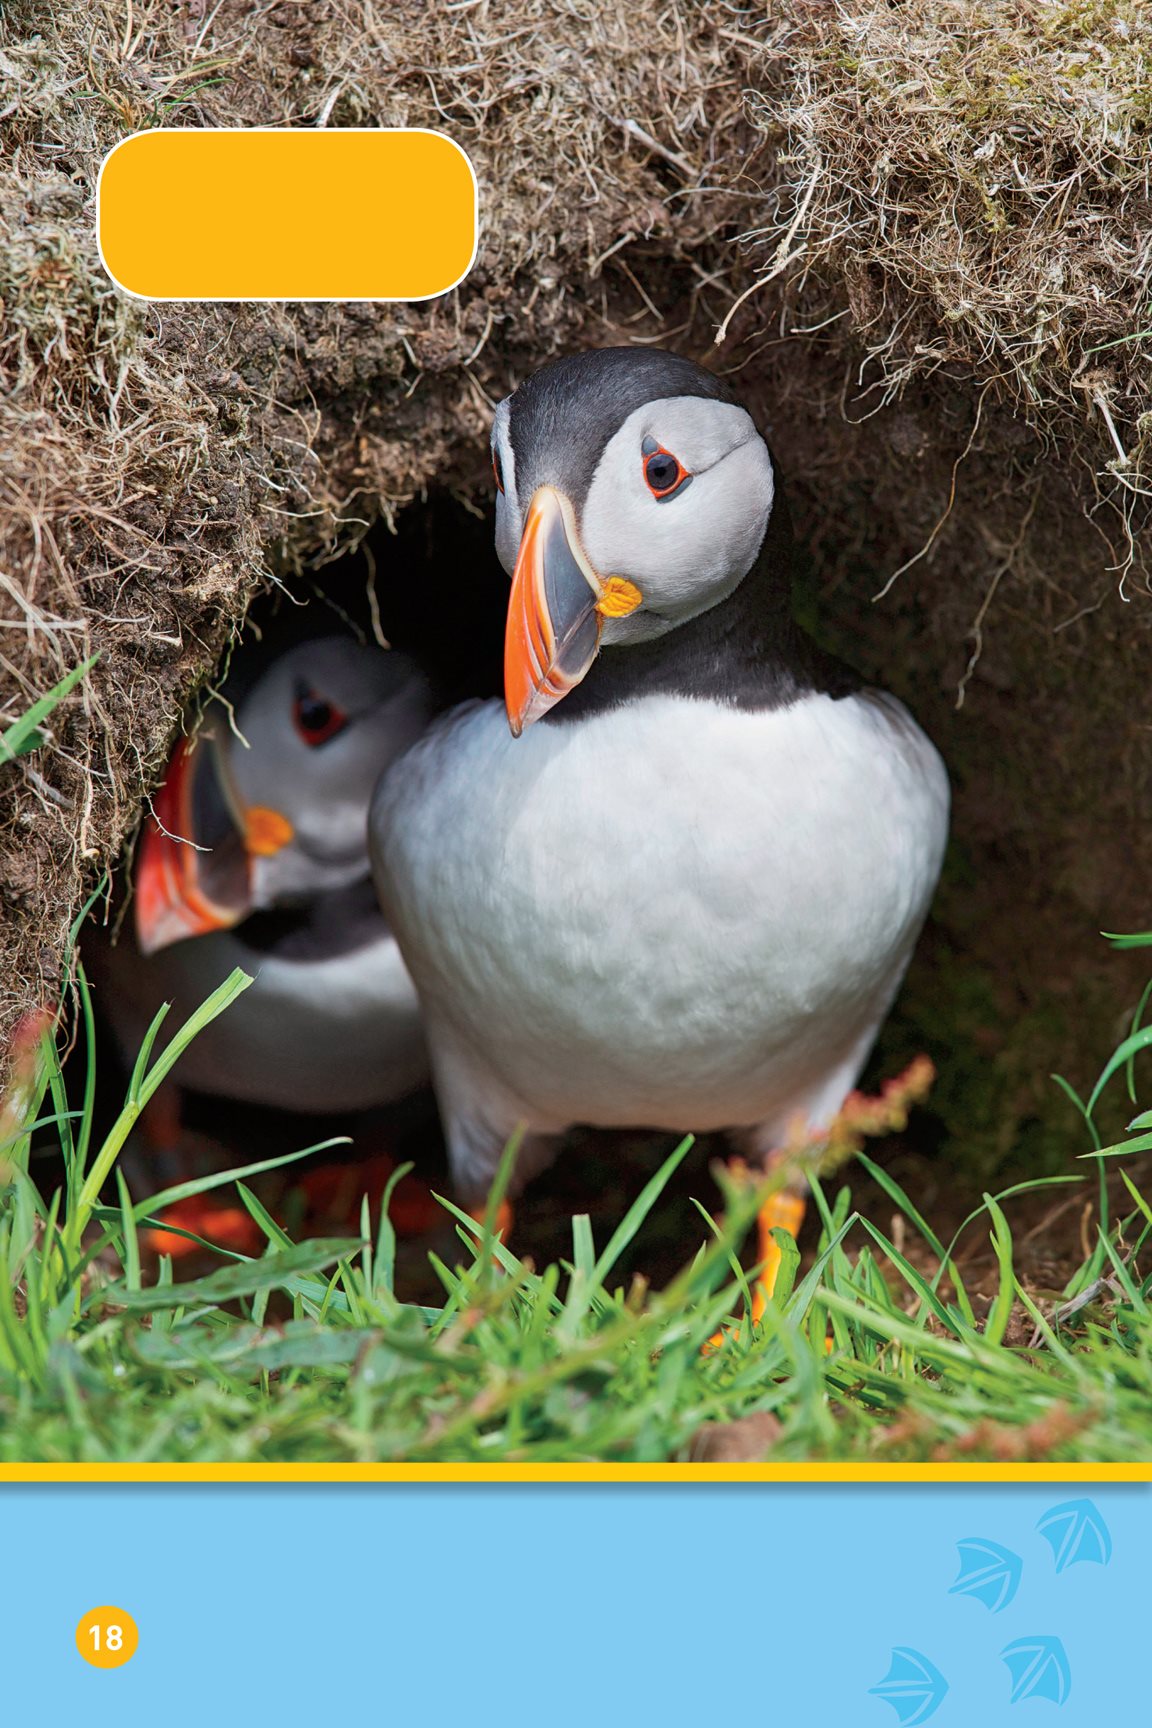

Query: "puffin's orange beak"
<box><xmin>504</xmin><ymin>486</ymin><xmax>642</xmax><ymax>736</ymax></box>
<box><xmin>134</xmin><ymin>736</ymin><xmax>294</xmax><ymax>956</ymax></box>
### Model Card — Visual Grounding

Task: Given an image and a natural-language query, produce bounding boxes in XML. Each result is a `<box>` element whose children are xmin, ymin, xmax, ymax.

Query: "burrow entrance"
<box><xmin>69</xmin><ymin>485</ymin><xmax>1149</xmax><ymax>1304</ymax></box>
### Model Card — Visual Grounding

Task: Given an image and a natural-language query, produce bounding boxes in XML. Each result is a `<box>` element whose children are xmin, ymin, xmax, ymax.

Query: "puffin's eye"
<box><xmin>293</xmin><ymin>686</ymin><xmax>348</xmax><ymax>748</ymax></box>
<box><xmin>492</xmin><ymin>449</ymin><xmax>505</xmax><ymax>495</ymax></box>
<box><xmin>641</xmin><ymin>439</ymin><xmax>692</xmax><ymax>502</ymax></box>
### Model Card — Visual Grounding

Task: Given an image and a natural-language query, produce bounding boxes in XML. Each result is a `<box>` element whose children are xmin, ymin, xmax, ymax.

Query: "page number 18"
<box><xmin>76</xmin><ymin>1606</ymin><xmax>139</xmax><ymax>1669</ymax></box>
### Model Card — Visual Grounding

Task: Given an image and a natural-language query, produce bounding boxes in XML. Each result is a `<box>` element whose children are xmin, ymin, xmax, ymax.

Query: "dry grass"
<box><xmin>711</xmin><ymin>3</ymin><xmax>1152</xmax><ymax>1114</ymax></box>
<box><xmin>0</xmin><ymin>148</ymin><xmax>266</xmax><ymax>1026</ymax></box>
<box><xmin>0</xmin><ymin>0</ymin><xmax>752</xmax><ymax>1064</ymax></box>
<box><xmin>735</xmin><ymin>0</ymin><xmax>1152</xmax><ymax>571</ymax></box>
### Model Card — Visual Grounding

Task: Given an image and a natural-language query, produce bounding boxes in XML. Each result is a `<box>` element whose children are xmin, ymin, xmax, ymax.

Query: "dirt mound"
<box><xmin>0</xmin><ymin>0</ymin><xmax>749</xmax><ymax>1048</ymax></box>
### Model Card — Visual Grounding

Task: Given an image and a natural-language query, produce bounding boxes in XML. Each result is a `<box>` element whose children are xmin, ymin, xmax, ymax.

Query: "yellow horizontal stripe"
<box><xmin>98</xmin><ymin>128</ymin><xmax>476</xmax><ymax>301</ymax></box>
<box><xmin>1</xmin><ymin>1463</ymin><xmax>1148</xmax><ymax>1484</ymax></box>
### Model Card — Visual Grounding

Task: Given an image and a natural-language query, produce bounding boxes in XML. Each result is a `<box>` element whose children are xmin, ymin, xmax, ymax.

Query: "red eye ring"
<box><xmin>293</xmin><ymin>687</ymin><xmax>348</xmax><ymax>748</ymax></box>
<box><xmin>642</xmin><ymin>441</ymin><xmax>691</xmax><ymax>501</ymax></box>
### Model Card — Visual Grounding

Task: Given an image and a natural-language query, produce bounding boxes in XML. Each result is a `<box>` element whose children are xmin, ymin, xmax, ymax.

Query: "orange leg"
<box><xmin>146</xmin><ymin>1197</ymin><xmax>263</xmax><ymax>1259</ymax></box>
<box><xmin>750</xmin><ymin>1189</ymin><xmax>806</xmax><ymax>1321</ymax></box>
<box><xmin>706</xmin><ymin>1176</ymin><xmax>806</xmax><ymax>1349</ymax></box>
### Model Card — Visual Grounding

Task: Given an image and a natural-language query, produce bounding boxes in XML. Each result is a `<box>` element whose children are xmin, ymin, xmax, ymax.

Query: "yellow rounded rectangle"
<box><xmin>98</xmin><ymin>129</ymin><xmax>477</xmax><ymax>301</ymax></box>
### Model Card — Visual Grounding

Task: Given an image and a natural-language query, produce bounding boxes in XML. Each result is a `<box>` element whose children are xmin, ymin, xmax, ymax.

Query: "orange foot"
<box><xmin>750</xmin><ymin>1189</ymin><xmax>806</xmax><ymax>1320</ymax></box>
<box><xmin>706</xmin><ymin>1185</ymin><xmax>807</xmax><ymax>1350</ymax></box>
<box><xmin>463</xmin><ymin>1197</ymin><xmax>514</xmax><ymax>1272</ymax></box>
<box><xmin>145</xmin><ymin>1196</ymin><xmax>264</xmax><ymax>1259</ymax></box>
<box><xmin>299</xmin><ymin>1154</ymin><xmax>442</xmax><ymax>1237</ymax></box>
<box><xmin>467</xmin><ymin>1198</ymin><xmax>514</xmax><ymax>1242</ymax></box>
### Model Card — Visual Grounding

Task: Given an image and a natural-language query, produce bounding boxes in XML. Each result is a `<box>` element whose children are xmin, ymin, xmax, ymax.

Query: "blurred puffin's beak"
<box><xmin>504</xmin><ymin>486</ymin><xmax>642</xmax><ymax>735</ymax></box>
<box><xmin>134</xmin><ymin>737</ymin><xmax>294</xmax><ymax>956</ymax></box>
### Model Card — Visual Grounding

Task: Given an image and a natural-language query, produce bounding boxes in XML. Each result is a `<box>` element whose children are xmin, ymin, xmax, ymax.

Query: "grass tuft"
<box><xmin>1</xmin><ymin>947</ymin><xmax>1152</xmax><ymax>1462</ymax></box>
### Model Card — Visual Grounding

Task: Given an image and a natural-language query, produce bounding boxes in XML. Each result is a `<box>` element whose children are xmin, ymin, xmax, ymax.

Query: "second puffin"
<box><xmin>370</xmin><ymin>348</ymin><xmax>949</xmax><ymax>1298</ymax></box>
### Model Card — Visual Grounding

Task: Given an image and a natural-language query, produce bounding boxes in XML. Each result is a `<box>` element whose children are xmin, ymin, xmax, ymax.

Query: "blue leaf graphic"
<box><xmin>948</xmin><ymin>1537</ymin><xmax>1023</xmax><ymax>1612</ymax></box>
<box><xmin>1001</xmin><ymin>1635</ymin><xmax>1072</xmax><ymax>1706</ymax></box>
<box><xmin>1036</xmin><ymin>1498</ymin><xmax>1112</xmax><ymax>1572</ymax></box>
<box><xmin>869</xmin><ymin>1647</ymin><xmax>949</xmax><ymax>1726</ymax></box>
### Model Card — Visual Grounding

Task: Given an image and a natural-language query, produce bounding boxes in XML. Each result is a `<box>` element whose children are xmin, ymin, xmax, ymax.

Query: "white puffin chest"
<box><xmin>96</xmin><ymin>925</ymin><xmax>426</xmax><ymax>1115</ymax></box>
<box><xmin>376</xmin><ymin>688</ymin><xmax>948</xmax><ymax>1134</ymax></box>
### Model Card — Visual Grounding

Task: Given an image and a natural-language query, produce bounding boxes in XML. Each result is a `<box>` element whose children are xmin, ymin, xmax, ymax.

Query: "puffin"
<box><xmin>369</xmin><ymin>347</ymin><xmax>949</xmax><ymax>1304</ymax></box>
<box><xmin>91</xmin><ymin>636</ymin><xmax>436</xmax><ymax>1133</ymax></box>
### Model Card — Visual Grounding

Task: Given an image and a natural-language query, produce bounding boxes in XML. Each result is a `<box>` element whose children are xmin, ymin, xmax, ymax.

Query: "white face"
<box><xmin>492</xmin><ymin>395</ymin><xmax>775</xmax><ymax>644</ymax></box>
<box><xmin>218</xmin><ymin>638</ymin><xmax>433</xmax><ymax>906</ymax></box>
<box><xmin>491</xmin><ymin>395</ymin><xmax>521</xmax><ymax>576</ymax></box>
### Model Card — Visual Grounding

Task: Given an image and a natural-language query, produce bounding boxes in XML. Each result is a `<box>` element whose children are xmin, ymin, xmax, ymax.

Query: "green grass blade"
<box><xmin>856</xmin><ymin>1217</ymin><xmax>965</xmax><ymax>1336</ymax></box>
<box><xmin>234</xmin><ymin>1181</ymin><xmax>294</xmax><ymax>1250</ymax></box>
<box><xmin>1087</xmin><ymin>1024</ymin><xmax>1152</xmax><ymax>1116</ymax></box>
<box><xmin>0</xmin><ymin>654</ymin><xmax>99</xmax><ymax>763</ymax></box>
<box><xmin>855</xmin><ymin>1152</ymin><xmax>948</xmax><ymax>1260</ymax></box>
<box><xmin>374</xmin><ymin>1161</ymin><xmax>414</xmax><ymax>1301</ymax></box>
<box><xmin>107</xmin><ymin>1238</ymin><xmax>364</xmax><ymax>1310</ymax></box>
<box><xmin>137</xmin><ymin>968</ymin><xmax>254</xmax><ymax>1103</ymax></box>
<box><xmin>590</xmin><ymin>1135</ymin><xmax>695</xmax><ymax>1291</ymax></box>
<box><xmin>73</xmin><ymin>960</ymin><xmax>98</xmax><ymax>1176</ymax></box>
<box><xmin>114</xmin><ymin>1168</ymin><xmax>142</xmax><ymax>1293</ymax></box>
<box><xmin>71</xmin><ymin>970</ymin><xmax>255</xmax><ymax>1241</ymax></box>
<box><xmin>981</xmin><ymin>1194</ymin><xmax>1016</xmax><ymax>1346</ymax></box>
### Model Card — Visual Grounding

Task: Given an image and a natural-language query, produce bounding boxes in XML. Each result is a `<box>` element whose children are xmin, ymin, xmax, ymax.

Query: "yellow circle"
<box><xmin>75</xmin><ymin>1606</ymin><xmax>139</xmax><ymax>1669</ymax></box>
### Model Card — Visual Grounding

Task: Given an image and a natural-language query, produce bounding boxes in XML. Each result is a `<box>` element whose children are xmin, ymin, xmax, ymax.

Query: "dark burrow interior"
<box><xmin>63</xmin><ymin>487</ymin><xmax>1145</xmax><ymax>1307</ymax></box>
